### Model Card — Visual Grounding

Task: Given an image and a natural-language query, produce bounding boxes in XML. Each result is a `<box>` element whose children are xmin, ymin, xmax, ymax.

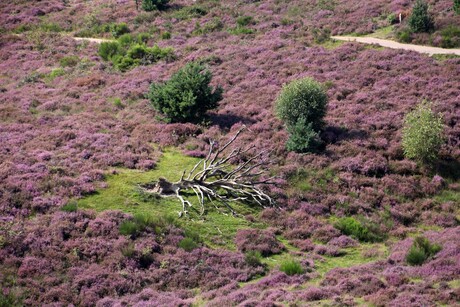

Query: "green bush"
<box><xmin>334</xmin><ymin>217</ymin><xmax>384</xmax><ymax>242</ymax></box>
<box><xmin>396</xmin><ymin>27</ymin><xmax>413</xmax><ymax>43</ymax></box>
<box><xmin>161</xmin><ymin>31</ymin><xmax>171</xmax><ymax>40</ymax></box>
<box><xmin>173</xmin><ymin>5</ymin><xmax>208</xmax><ymax>20</ymax></box>
<box><xmin>280</xmin><ymin>259</ymin><xmax>303</xmax><ymax>275</ymax></box>
<box><xmin>402</xmin><ymin>101</ymin><xmax>444</xmax><ymax>164</ymax></box>
<box><xmin>119</xmin><ymin>213</ymin><xmax>156</xmax><ymax>237</ymax></box>
<box><xmin>275</xmin><ymin>77</ymin><xmax>328</xmax><ymax>153</ymax></box>
<box><xmin>408</xmin><ymin>0</ymin><xmax>434</xmax><ymax>33</ymax></box>
<box><xmin>178</xmin><ymin>237</ymin><xmax>198</xmax><ymax>251</ymax></box>
<box><xmin>148</xmin><ymin>61</ymin><xmax>223</xmax><ymax>123</ymax></box>
<box><xmin>98</xmin><ymin>41</ymin><xmax>122</xmax><ymax>61</ymax></box>
<box><xmin>119</xmin><ymin>220</ymin><xmax>140</xmax><ymax>236</ymax></box>
<box><xmin>118</xmin><ymin>33</ymin><xmax>135</xmax><ymax>47</ymax></box>
<box><xmin>61</xmin><ymin>201</ymin><xmax>78</xmax><ymax>212</ymax></box>
<box><xmin>440</xmin><ymin>25</ymin><xmax>460</xmax><ymax>48</ymax></box>
<box><xmin>111</xmin><ymin>23</ymin><xmax>130</xmax><ymax>38</ymax></box>
<box><xmin>285</xmin><ymin>118</ymin><xmax>322</xmax><ymax>153</ymax></box>
<box><xmin>454</xmin><ymin>0</ymin><xmax>460</xmax><ymax>15</ymax></box>
<box><xmin>406</xmin><ymin>236</ymin><xmax>442</xmax><ymax>265</ymax></box>
<box><xmin>60</xmin><ymin>55</ymin><xmax>80</xmax><ymax>67</ymax></box>
<box><xmin>193</xmin><ymin>18</ymin><xmax>224</xmax><ymax>35</ymax></box>
<box><xmin>244</xmin><ymin>250</ymin><xmax>263</xmax><ymax>267</ymax></box>
<box><xmin>142</xmin><ymin>0</ymin><xmax>169</xmax><ymax>11</ymax></box>
<box><xmin>236</xmin><ymin>16</ymin><xmax>255</xmax><ymax>27</ymax></box>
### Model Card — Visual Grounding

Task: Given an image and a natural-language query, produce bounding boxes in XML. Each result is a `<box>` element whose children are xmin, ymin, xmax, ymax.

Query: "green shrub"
<box><xmin>193</xmin><ymin>18</ymin><xmax>224</xmax><ymax>35</ymax></box>
<box><xmin>228</xmin><ymin>27</ymin><xmax>254</xmax><ymax>35</ymax></box>
<box><xmin>118</xmin><ymin>33</ymin><xmax>135</xmax><ymax>47</ymax></box>
<box><xmin>285</xmin><ymin>118</ymin><xmax>322</xmax><ymax>153</ymax></box>
<box><xmin>61</xmin><ymin>201</ymin><xmax>78</xmax><ymax>212</ymax></box>
<box><xmin>119</xmin><ymin>220</ymin><xmax>140</xmax><ymax>236</ymax></box>
<box><xmin>454</xmin><ymin>0</ymin><xmax>460</xmax><ymax>15</ymax></box>
<box><xmin>245</xmin><ymin>250</ymin><xmax>263</xmax><ymax>267</ymax></box>
<box><xmin>406</xmin><ymin>236</ymin><xmax>442</xmax><ymax>265</ymax></box>
<box><xmin>280</xmin><ymin>259</ymin><xmax>303</xmax><ymax>275</ymax></box>
<box><xmin>178</xmin><ymin>237</ymin><xmax>198</xmax><ymax>251</ymax></box>
<box><xmin>137</xmin><ymin>32</ymin><xmax>150</xmax><ymax>43</ymax></box>
<box><xmin>98</xmin><ymin>41</ymin><xmax>122</xmax><ymax>61</ymax></box>
<box><xmin>236</xmin><ymin>16</ymin><xmax>255</xmax><ymax>27</ymax></box>
<box><xmin>40</xmin><ymin>22</ymin><xmax>63</xmax><ymax>32</ymax></box>
<box><xmin>173</xmin><ymin>5</ymin><xmax>208</xmax><ymax>20</ymax></box>
<box><xmin>396</xmin><ymin>27</ymin><xmax>413</xmax><ymax>43</ymax></box>
<box><xmin>387</xmin><ymin>13</ymin><xmax>398</xmax><ymax>25</ymax></box>
<box><xmin>60</xmin><ymin>55</ymin><xmax>80</xmax><ymax>67</ymax></box>
<box><xmin>275</xmin><ymin>77</ymin><xmax>328</xmax><ymax>153</ymax></box>
<box><xmin>46</xmin><ymin>68</ymin><xmax>65</xmax><ymax>81</ymax></box>
<box><xmin>161</xmin><ymin>31</ymin><xmax>171</xmax><ymax>39</ymax></box>
<box><xmin>312</xmin><ymin>27</ymin><xmax>331</xmax><ymax>44</ymax></box>
<box><xmin>148</xmin><ymin>61</ymin><xmax>223</xmax><ymax>123</ymax></box>
<box><xmin>334</xmin><ymin>217</ymin><xmax>384</xmax><ymax>242</ymax></box>
<box><xmin>142</xmin><ymin>0</ymin><xmax>169</xmax><ymax>11</ymax></box>
<box><xmin>402</xmin><ymin>101</ymin><xmax>444</xmax><ymax>164</ymax></box>
<box><xmin>440</xmin><ymin>25</ymin><xmax>460</xmax><ymax>48</ymax></box>
<box><xmin>111</xmin><ymin>23</ymin><xmax>130</xmax><ymax>38</ymax></box>
<box><xmin>408</xmin><ymin>0</ymin><xmax>434</xmax><ymax>33</ymax></box>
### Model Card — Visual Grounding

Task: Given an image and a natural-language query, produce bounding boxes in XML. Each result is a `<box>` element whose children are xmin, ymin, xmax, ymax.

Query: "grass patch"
<box><xmin>280</xmin><ymin>259</ymin><xmax>304</xmax><ymax>275</ymax></box>
<box><xmin>365</xmin><ymin>25</ymin><xmax>395</xmax><ymax>39</ymax></box>
<box><xmin>78</xmin><ymin>150</ymin><xmax>265</xmax><ymax>249</ymax></box>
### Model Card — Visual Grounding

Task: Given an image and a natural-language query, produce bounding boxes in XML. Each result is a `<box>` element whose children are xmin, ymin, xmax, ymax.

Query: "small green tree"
<box><xmin>275</xmin><ymin>77</ymin><xmax>328</xmax><ymax>153</ymax></box>
<box><xmin>454</xmin><ymin>0</ymin><xmax>460</xmax><ymax>14</ymax></box>
<box><xmin>408</xmin><ymin>0</ymin><xmax>434</xmax><ymax>33</ymax></box>
<box><xmin>406</xmin><ymin>236</ymin><xmax>442</xmax><ymax>266</ymax></box>
<box><xmin>402</xmin><ymin>101</ymin><xmax>444</xmax><ymax>164</ymax></box>
<box><xmin>142</xmin><ymin>0</ymin><xmax>169</xmax><ymax>11</ymax></box>
<box><xmin>148</xmin><ymin>61</ymin><xmax>223</xmax><ymax>123</ymax></box>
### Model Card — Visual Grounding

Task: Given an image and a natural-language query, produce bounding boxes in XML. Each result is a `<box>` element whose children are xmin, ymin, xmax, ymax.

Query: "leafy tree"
<box><xmin>402</xmin><ymin>101</ymin><xmax>444</xmax><ymax>164</ymax></box>
<box><xmin>455</xmin><ymin>0</ymin><xmax>460</xmax><ymax>15</ymax></box>
<box><xmin>275</xmin><ymin>77</ymin><xmax>328</xmax><ymax>153</ymax></box>
<box><xmin>142</xmin><ymin>0</ymin><xmax>169</xmax><ymax>11</ymax></box>
<box><xmin>148</xmin><ymin>61</ymin><xmax>223</xmax><ymax>123</ymax></box>
<box><xmin>408</xmin><ymin>0</ymin><xmax>434</xmax><ymax>33</ymax></box>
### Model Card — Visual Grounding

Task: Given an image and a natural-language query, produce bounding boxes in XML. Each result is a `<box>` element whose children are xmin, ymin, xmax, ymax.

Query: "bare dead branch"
<box><xmin>139</xmin><ymin>127</ymin><xmax>276</xmax><ymax>217</ymax></box>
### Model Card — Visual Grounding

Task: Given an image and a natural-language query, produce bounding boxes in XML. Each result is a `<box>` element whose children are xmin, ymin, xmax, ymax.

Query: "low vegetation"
<box><xmin>406</xmin><ymin>236</ymin><xmax>442</xmax><ymax>265</ymax></box>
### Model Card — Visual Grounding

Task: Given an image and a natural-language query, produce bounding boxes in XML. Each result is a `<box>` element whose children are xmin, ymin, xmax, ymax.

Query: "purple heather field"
<box><xmin>1</xmin><ymin>0</ymin><xmax>459</xmax><ymax>306</ymax></box>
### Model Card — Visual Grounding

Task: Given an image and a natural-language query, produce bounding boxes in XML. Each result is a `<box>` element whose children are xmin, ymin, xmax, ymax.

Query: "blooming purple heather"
<box><xmin>0</xmin><ymin>0</ymin><xmax>459</xmax><ymax>305</ymax></box>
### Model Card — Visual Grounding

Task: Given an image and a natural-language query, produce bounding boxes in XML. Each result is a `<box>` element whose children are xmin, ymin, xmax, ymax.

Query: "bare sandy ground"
<box><xmin>331</xmin><ymin>36</ymin><xmax>460</xmax><ymax>56</ymax></box>
<box><xmin>72</xmin><ymin>37</ymin><xmax>115</xmax><ymax>43</ymax></box>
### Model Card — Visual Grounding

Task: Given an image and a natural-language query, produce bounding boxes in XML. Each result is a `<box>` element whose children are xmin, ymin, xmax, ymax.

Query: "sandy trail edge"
<box><xmin>331</xmin><ymin>36</ymin><xmax>460</xmax><ymax>56</ymax></box>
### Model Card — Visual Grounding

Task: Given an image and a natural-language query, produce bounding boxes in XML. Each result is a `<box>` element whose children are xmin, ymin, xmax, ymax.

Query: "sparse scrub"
<box><xmin>244</xmin><ymin>250</ymin><xmax>264</xmax><ymax>267</ymax></box>
<box><xmin>59</xmin><ymin>55</ymin><xmax>79</xmax><ymax>67</ymax></box>
<box><xmin>178</xmin><ymin>237</ymin><xmax>198</xmax><ymax>251</ymax></box>
<box><xmin>61</xmin><ymin>201</ymin><xmax>78</xmax><ymax>212</ymax></box>
<box><xmin>406</xmin><ymin>236</ymin><xmax>442</xmax><ymax>265</ymax></box>
<box><xmin>148</xmin><ymin>61</ymin><xmax>223</xmax><ymax>123</ymax></box>
<box><xmin>111</xmin><ymin>23</ymin><xmax>130</xmax><ymax>38</ymax></box>
<box><xmin>402</xmin><ymin>101</ymin><xmax>444</xmax><ymax>165</ymax></box>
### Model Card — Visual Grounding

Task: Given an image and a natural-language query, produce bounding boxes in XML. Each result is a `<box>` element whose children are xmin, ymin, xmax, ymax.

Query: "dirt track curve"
<box><xmin>331</xmin><ymin>36</ymin><xmax>460</xmax><ymax>56</ymax></box>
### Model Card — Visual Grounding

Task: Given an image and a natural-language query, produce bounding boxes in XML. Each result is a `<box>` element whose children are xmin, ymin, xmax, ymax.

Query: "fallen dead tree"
<box><xmin>139</xmin><ymin>127</ymin><xmax>276</xmax><ymax>217</ymax></box>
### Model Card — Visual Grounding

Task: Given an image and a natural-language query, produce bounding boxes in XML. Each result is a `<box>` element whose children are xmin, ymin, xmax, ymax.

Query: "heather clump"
<box><xmin>275</xmin><ymin>77</ymin><xmax>328</xmax><ymax>153</ymax></box>
<box><xmin>235</xmin><ymin>229</ymin><xmax>284</xmax><ymax>256</ymax></box>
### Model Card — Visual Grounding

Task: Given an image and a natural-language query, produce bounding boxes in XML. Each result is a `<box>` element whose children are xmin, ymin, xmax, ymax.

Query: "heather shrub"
<box><xmin>235</xmin><ymin>229</ymin><xmax>284</xmax><ymax>256</ymax></box>
<box><xmin>142</xmin><ymin>0</ymin><xmax>169</xmax><ymax>11</ymax></box>
<box><xmin>236</xmin><ymin>16</ymin><xmax>255</xmax><ymax>27</ymax></box>
<box><xmin>406</xmin><ymin>236</ymin><xmax>442</xmax><ymax>265</ymax></box>
<box><xmin>275</xmin><ymin>77</ymin><xmax>328</xmax><ymax>153</ymax></box>
<box><xmin>193</xmin><ymin>18</ymin><xmax>224</xmax><ymax>35</ymax></box>
<box><xmin>334</xmin><ymin>217</ymin><xmax>384</xmax><ymax>242</ymax></box>
<box><xmin>402</xmin><ymin>101</ymin><xmax>444</xmax><ymax>164</ymax></box>
<box><xmin>408</xmin><ymin>0</ymin><xmax>434</xmax><ymax>33</ymax></box>
<box><xmin>244</xmin><ymin>250</ymin><xmax>263</xmax><ymax>267</ymax></box>
<box><xmin>148</xmin><ymin>61</ymin><xmax>223</xmax><ymax>123</ymax></box>
<box><xmin>279</xmin><ymin>259</ymin><xmax>303</xmax><ymax>275</ymax></box>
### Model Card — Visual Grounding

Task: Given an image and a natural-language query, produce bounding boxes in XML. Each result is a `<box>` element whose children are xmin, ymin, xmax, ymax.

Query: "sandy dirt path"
<box><xmin>72</xmin><ymin>37</ymin><xmax>115</xmax><ymax>43</ymax></box>
<box><xmin>331</xmin><ymin>36</ymin><xmax>460</xmax><ymax>56</ymax></box>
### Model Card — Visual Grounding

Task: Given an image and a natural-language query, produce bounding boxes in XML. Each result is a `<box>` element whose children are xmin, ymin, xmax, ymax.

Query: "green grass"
<box><xmin>365</xmin><ymin>25</ymin><xmax>395</xmax><ymax>39</ymax></box>
<box><xmin>77</xmin><ymin>150</ymin><xmax>265</xmax><ymax>249</ymax></box>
